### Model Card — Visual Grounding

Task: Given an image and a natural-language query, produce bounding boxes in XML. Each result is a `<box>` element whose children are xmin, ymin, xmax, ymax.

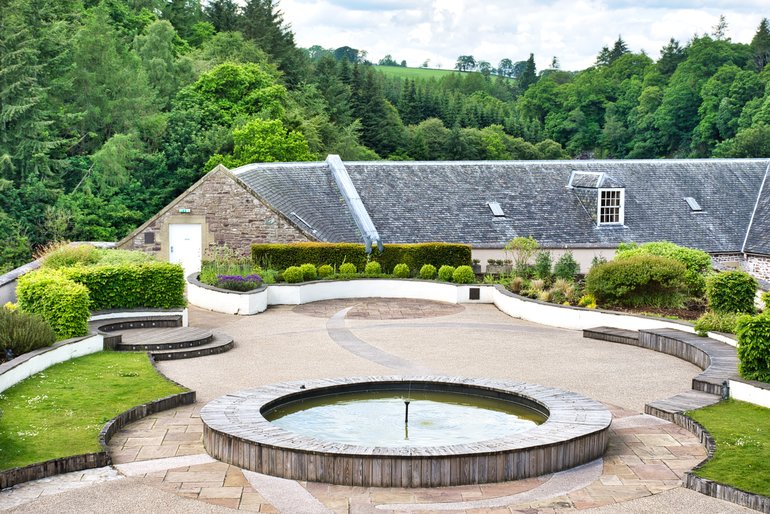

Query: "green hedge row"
<box><xmin>252</xmin><ymin>242</ymin><xmax>472</xmax><ymax>272</ymax></box>
<box><xmin>62</xmin><ymin>262</ymin><xmax>186</xmax><ymax>310</ymax></box>
<box><xmin>16</xmin><ymin>271</ymin><xmax>91</xmax><ymax>340</ymax></box>
<box><xmin>736</xmin><ymin>314</ymin><xmax>770</xmax><ymax>383</ymax></box>
<box><xmin>585</xmin><ymin>255</ymin><xmax>688</xmax><ymax>308</ymax></box>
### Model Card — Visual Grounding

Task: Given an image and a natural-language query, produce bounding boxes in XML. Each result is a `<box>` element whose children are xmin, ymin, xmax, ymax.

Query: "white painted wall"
<box><xmin>729</xmin><ymin>380</ymin><xmax>770</xmax><ymax>408</ymax></box>
<box><xmin>187</xmin><ymin>281</ymin><xmax>267</xmax><ymax>315</ymax></box>
<box><xmin>0</xmin><ymin>335</ymin><xmax>103</xmax><ymax>393</ymax></box>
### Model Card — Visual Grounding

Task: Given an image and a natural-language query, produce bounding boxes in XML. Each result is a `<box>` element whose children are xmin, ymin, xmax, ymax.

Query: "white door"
<box><xmin>169</xmin><ymin>224</ymin><xmax>202</xmax><ymax>278</ymax></box>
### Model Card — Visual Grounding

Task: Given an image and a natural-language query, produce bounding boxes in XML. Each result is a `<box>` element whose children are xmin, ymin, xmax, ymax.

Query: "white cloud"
<box><xmin>278</xmin><ymin>0</ymin><xmax>765</xmax><ymax>70</ymax></box>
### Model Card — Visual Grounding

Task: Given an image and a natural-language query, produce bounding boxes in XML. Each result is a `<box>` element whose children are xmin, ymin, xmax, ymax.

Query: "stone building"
<box><xmin>118</xmin><ymin>156</ymin><xmax>770</xmax><ymax>280</ymax></box>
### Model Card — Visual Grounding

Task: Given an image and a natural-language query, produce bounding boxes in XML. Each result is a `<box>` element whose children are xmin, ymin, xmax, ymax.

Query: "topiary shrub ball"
<box><xmin>452</xmin><ymin>265</ymin><xmax>476</xmax><ymax>284</ymax></box>
<box><xmin>393</xmin><ymin>263</ymin><xmax>410</xmax><ymax>278</ymax></box>
<box><xmin>419</xmin><ymin>264</ymin><xmax>437</xmax><ymax>280</ymax></box>
<box><xmin>299</xmin><ymin>263</ymin><xmax>317</xmax><ymax>281</ymax></box>
<box><xmin>283</xmin><ymin>266</ymin><xmax>304</xmax><ymax>283</ymax></box>
<box><xmin>364</xmin><ymin>261</ymin><xmax>382</xmax><ymax>274</ymax></box>
<box><xmin>438</xmin><ymin>265</ymin><xmax>455</xmax><ymax>282</ymax></box>
<box><xmin>339</xmin><ymin>262</ymin><xmax>357</xmax><ymax>274</ymax></box>
<box><xmin>318</xmin><ymin>264</ymin><xmax>334</xmax><ymax>278</ymax></box>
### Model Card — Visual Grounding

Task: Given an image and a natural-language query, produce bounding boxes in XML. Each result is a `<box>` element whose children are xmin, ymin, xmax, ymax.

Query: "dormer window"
<box><xmin>598</xmin><ymin>189</ymin><xmax>624</xmax><ymax>225</ymax></box>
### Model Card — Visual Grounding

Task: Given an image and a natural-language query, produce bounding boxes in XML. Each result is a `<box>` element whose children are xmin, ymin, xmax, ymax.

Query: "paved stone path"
<box><xmin>294</xmin><ymin>298</ymin><xmax>465</xmax><ymax>319</ymax></box>
<box><xmin>0</xmin><ymin>300</ymin><xmax>754</xmax><ymax>513</ymax></box>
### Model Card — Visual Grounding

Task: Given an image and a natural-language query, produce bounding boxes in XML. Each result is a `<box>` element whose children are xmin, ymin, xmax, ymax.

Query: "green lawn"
<box><xmin>373</xmin><ymin>65</ymin><xmax>474</xmax><ymax>80</ymax></box>
<box><xmin>0</xmin><ymin>352</ymin><xmax>186</xmax><ymax>470</ymax></box>
<box><xmin>688</xmin><ymin>399</ymin><xmax>770</xmax><ymax>496</ymax></box>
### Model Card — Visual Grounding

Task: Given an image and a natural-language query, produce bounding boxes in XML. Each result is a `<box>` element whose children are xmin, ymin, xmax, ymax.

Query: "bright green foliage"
<box><xmin>317</xmin><ymin>264</ymin><xmax>333</xmax><ymax>278</ymax></box>
<box><xmin>364</xmin><ymin>261</ymin><xmax>381</xmax><ymax>274</ymax></box>
<box><xmin>736</xmin><ymin>314</ymin><xmax>770</xmax><ymax>382</ymax></box>
<box><xmin>0</xmin><ymin>352</ymin><xmax>185</xmax><ymax>470</ymax></box>
<box><xmin>206</xmin><ymin>118</ymin><xmax>314</xmax><ymax>168</ymax></box>
<box><xmin>40</xmin><ymin>245</ymin><xmax>100</xmax><ymax>269</ymax></box>
<box><xmin>764</xmin><ymin>291</ymin><xmax>770</xmax><ymax>310</ymax></box>
<box><xmin>505</xmin><ymin>237</ymin><xmax>538</xmax><ymax>276</ymax></box>
<box><xmin>694</xmin><ymin>311</ymin><xmax>741</xmax><ymax>336</ymax></box>
<box><xmin>252</xmin><ymin>243</ymin><xmax>471</xmax><ymax>273</ymax></box>
<box><xmin>553</xmin><ymin>252</ymin><xmax>580</xmax><ymax>281</ymax></box>
<box><xmin>438</xmin><ymin>265</ymin><xmax>455</xmax><ymax>282</ymax></box>
<box><xmin>393</xmin><ymin>263</ymin><xmax>410</xmax><ymax>278</ymax></box>
<box><xmin>533</xmin><ymin>252</ymin><xmax>552</xmax><ymax>281</ymax></box>
<box><xmin>282</xmin><ymin>266</ymin><xmax>304</xmax><ymax>283</ymax></box>
<box><xmin>338</xmin><ymin>262</ymin><xmax>357</xmax><ymax>275</ymax></box>
<box><xmin>299</xmin><ymin>263</ymin><xmax>317</xmax><ymax>281</ymax></box>
<box><xmin>452</xmin><ymin>265</ymin><xmax>476</xmax><ymax>284</ymax></box>
<box><xmin>16</xmin><ymin>271</ymin><xmax>90</xmax><ymax>340</ymax></box>
<box><xmin>706</xmin><ymin>271</ymin><xmax>758</xmax><ymax>314</ymax></box>
<box><xmin>689</xmin><ymin>400</ymin><xmax>770</xmax><ymax>497</ymax></box>
<box><xmin>0</xmin><ymin>306</ymin><xmax>55</xmax><ymax>357</ymax></box>
<box><xmin>585</xmin><ymin>255</ymin><xmax>688</xmax><ymax>308</ymax></box>
<box><xmin>61</xmin><ymin>263</ymin><xmax>186</xmax><ymax>310</ymax></box>
<box><xmin>615</xmin><ymin>241</ymin><xmax>711</xmax><ymax>295</ymax></box>
<box><xmin>419</xmin><ymin>264</ymin><xmax>437</xmax><ymax>280</ymax></box>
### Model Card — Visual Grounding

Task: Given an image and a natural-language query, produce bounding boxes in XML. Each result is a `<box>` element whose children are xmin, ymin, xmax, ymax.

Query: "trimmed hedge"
<box><xmin>452</xmin><ymin>265</ymin><xmax>475</xmax><ymax>284</ymax></box>
<box><xmin>252</xmin><ymin>242</ymin><xmax>471</xmax><ymax>272</ymax></box>
<box><xmin>706</xmin><ymin>271</ymin><xmax>757</xmax><ymax>314</ymax></box>
<box><xmin>61</xmin><ymin>263</ymin><xmax>186</xmax><ymax>310</ymax></box>
<box><xmin>585</xmin><ymin>255</ymin><xmax>688</xmax><ymax>308</ymax></box>
<box><xmin>16</xmin><ymin>271</ymin><xmax>90</xmax><ymax>340</ymax></box>
<box><xmin>736</xmin><ymin>314</ymin><xmax>770</xmax><ymax>383</ymax></box>
<box><xmin>615</xmin><ymin>241</ymin><xmax>711</xmax><ymax>295</ymax></box>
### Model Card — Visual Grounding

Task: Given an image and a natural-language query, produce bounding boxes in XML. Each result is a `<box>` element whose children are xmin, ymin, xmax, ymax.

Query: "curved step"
<box><xmin>115</xmin><ymin>327</ymin><xmax>213</xmax><ymax>352</ymax></box>
<box><xmin>149</xmin><ymin>333</ymin><xmax>234</xmax><ymax>361</ymax></box>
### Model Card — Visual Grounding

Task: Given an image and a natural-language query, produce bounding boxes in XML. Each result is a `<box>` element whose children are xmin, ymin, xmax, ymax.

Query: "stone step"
<box><xmin>645</xmin><ymin>391</ymin><xmax>722</xmax><ymax>422</ymax></box>
<box><xmin>149</xmin><ymin>333</ymin><xmax>234</xmax><ymax>361</ymax></box>
<box><xmin>582</xmin><ymin>327</ymin><xmax>638</xmax><ymax>345</ymax></box>
<box><xmin>115</xmin><ymin>327</ymin><xmax>213</xmax><ymax>352</ymax></box>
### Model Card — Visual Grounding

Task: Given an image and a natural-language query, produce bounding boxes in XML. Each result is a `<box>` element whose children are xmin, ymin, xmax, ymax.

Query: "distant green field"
<box><xmin>373</xmin><ymin>65</ymin><xmax>467</xmax><ymax>80</ymax></box>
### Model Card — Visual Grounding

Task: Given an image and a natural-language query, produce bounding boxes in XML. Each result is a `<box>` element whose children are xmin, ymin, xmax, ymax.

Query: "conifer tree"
<box><xmin>751</xmin><ymin>18</ymin><xmax>770</xmax><ymax>71</ymax></box>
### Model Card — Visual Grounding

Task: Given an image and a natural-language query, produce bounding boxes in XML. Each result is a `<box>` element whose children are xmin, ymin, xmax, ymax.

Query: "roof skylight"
<box><xmin>684</xmin><ymin>197</ymin><xmax>703</xmax><ymax>212</ymax></box>
<box><xmin>487</xmin><ymin>201</ymin><xmax>505</xmax><ymax>217</ymax></box>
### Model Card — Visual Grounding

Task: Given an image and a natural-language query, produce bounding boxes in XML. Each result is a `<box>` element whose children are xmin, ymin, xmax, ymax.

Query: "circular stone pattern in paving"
<box><xmin>201</xmin><ymin>376</ymin><xmax>612</xmax><ymax>488</ymax></box>
<box><xmin>292</xmin><ymin>298</ymin><xmax>465</xmax><ymax>319</ymax></box>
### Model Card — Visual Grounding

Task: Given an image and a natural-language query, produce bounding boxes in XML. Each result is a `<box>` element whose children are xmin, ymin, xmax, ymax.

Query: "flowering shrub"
<box><xmin>216</xmin><ymin>274</ymin><xmax>262</xmax><ymax>292</ymax></box>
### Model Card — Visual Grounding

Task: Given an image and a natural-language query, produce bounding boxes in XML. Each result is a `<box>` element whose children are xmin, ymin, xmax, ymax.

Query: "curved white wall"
<box><xmin>187</xmin><ymin>280</ymin><xmax>267</xmax><ymax>315</ymax></box>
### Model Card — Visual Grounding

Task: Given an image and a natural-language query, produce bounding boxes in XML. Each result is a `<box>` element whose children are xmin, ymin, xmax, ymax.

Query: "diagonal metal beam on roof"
<box><xmin>326</xmin><ymin>154</ymin><xmax>383</xmax><ymax>253</ymax></box>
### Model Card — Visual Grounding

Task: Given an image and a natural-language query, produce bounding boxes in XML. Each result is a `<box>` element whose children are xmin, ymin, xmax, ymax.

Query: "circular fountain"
<box><xmin>201</xmin><ymin>376</ymin><xmax>611</xmax><ymax>487</ymax></box>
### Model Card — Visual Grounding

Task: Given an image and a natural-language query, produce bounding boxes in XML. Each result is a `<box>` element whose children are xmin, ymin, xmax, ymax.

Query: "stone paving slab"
<box><xmin>294</xmin><ymin>298</ymin><xmax>465</xmax><ymax>319</ymax></box>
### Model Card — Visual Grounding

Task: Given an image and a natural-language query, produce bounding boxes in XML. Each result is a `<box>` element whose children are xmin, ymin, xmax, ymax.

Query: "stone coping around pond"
<box><xmin>201</xmin><ymin>376</ymin><xmax>611</xmax><ymax>487</ymax></box>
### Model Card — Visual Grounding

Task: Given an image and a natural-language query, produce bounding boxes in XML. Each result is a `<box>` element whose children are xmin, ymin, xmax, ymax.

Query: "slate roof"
<box><xmin>743</xmin><ymin>163</ymin><xmax>770</xmax><ymax>255</ymax></box>
<box><xmin>232</xmin><ymin>158</ymin><xmax>770</xmax><ymax>254</ymax></box>
<box><xmin>234</xmin><ymin>163</ymin><xmax>360</xmax><ymax>242</ymax></box>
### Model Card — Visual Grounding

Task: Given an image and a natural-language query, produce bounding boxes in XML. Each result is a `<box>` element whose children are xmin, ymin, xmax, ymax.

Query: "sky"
<box><xmin>276</xmin><ymin>0</ymin><xmax>768</xmax><ymax>71</ymax></box>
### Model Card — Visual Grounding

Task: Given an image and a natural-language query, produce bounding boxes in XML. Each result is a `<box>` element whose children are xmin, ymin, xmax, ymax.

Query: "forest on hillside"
<box><xmin>2</xmin><ymin>0</ymin><xmax>770</xmax><ymax>272</ymax></box>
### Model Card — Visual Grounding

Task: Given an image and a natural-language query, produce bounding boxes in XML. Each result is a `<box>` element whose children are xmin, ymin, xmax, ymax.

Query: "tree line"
<box><xmin>2</xmin><ymin>1</ymin><xmax>770</xmax><ymax>272</ymax></box>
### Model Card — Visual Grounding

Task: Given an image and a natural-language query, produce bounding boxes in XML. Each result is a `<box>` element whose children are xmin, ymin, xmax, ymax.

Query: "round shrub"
<box><xmin>419</xmin><ymin>264</ymin><xmax>437</xmax><ymax>280</ymax></box>
<box><xmin>585</xmin><ymin>255</ymin><xmax>688</xmax><ymax>308</ymax></box>
<box><xmin>736</xmin><ymin>313</ymin><xmax>770</xmax><ymax>382</ymax></box>
<box><xmin>393</xmin><ymin>263</ymin><xmax>410</xmax><ymax>278</ymax></box>
<box><xmin>339</xmin><ymin>262</ymin><xmax>357</xmax><ymax>275</ymax></box>
<box><xmin>318</xmin><ymin>264</ymin><xmax>334</xmax><ymax>278</ymax></box>
<box><xmin>16</xmin><ymin>270</ymin><xmax>90</xmax><ymax>340</ymax></box>
<box><xmin>299</xmin><ymin>263</ymin><xmax>317</xmax><ymax>281</ymax></box>
<box><xmin>283</xmin><ymin>266</ymin><xmax>304</xmax><ymax>283</ymax></box>
<box><xmin>0</xmin><ymin>307</ymin><xmax>55</xmax><ymax>358</ymax></box>
<box><xmin>452</xmin><ymin>265</ymin><xmax>475</xmax><ymax>284</ymax></box>
<box><xmin>437</xmin><ymin>265</ymin><xmax>455</xmax><ymax>282</ymax></box>
<box><xmin>615</xmin><ymin>241</ymin><xmax>711</xmax><ymax>296</ymax></box>
<box><xmin>364</xmin><ymin>261</ymin><xmax>382</xmax><ymax>274</ymax></box>
<box><xmin>706</xmin><ymin>271</ymin><xmax>757</xmax><ymax>314</ymax></box>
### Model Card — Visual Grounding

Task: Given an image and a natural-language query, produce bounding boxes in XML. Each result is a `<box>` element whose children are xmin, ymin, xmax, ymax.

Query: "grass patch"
<box><xmin>688</xmin><ymin>399</ymin><xmax>770</xmax><ymax>496</ymax></box>
<box><xmin>0</xmin><ymin>352</ymin><xmax>185</xmax><ymax>470</ymax></box>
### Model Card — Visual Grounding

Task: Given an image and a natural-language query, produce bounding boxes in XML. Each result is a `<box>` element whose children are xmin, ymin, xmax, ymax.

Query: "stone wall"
<box><xmin>745</xmin><ymin>254</ymin><xmax>770</xmax><ymax>282</ymax></box>
<box><xmin>118</xmin><ymin>169</ymin><xmax>311</xmax><ymax>259</ymax></box>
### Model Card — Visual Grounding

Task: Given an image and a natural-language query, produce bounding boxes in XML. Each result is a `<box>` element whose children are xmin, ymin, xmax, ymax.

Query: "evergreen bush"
<box><xmin>338</xmin><ymin>262</ymin><xmax>357</xmax><ymax>275</ymax></box>
<box><xmin>706</xmin><ymin>271</ymin><xmax>757</xmax><ymax>314</ymax></box>
<box><xmin>585</xmin><ymin>255</ymin><xmax>688</xmax><ymax>308</ymax></box>
<box><xmin>283</xmin><ymin>266</ymin><xmax>304</xmax><ymax>283</ymax></box>
<box><xmin>318</xmin><ymin>264</ymin><xmax>334</xmax><ymax>278</ymax></box>
<box><xmin>419</xmin><ymin>264</ymin><xmax>437</xmax><ymax>280</ymax></box>
<box><xmin>452</xmin><ymin>265</ymin><xmax>476</xmax><ymax>284</ymax></box>
<box><xmin>364</xmin><ymin>261</ymin><xmax>382</xmax><ymax>274</ymax></box>
<box><xmin>553</xmin><ymin>252</ymin><xmax>580</xmax><ymax>281</ymax></box>
<box><xmin>736</xmin><ymin>314</ymin><xmax>770</xmax><ymax>383</ymax></box>
<box><xmin>533</xmin><ymin>252</ymin><xmax>552</xmax><ymax>281</ymax></box>
<box><xmin>393</xmin><ymin>263</ymin><xmax>410</xmax><ymax>278</ymax></box>
<box><xmin>299</xmin><ymin>263</ymin><xmax>317</xmax><ymax>281</ymax></box>
<box><xmin>437</xmin><ymin>265</ymin><xmax>455</xmax><ymax>282</ymax></box>
<box><xmin>16</xmin><ymin>271</ymin><xmax>90</xmax><ymax>340</ymax></box>
<box><xmin>615</xmin><ymin>241</ymin><xmax>711</xmax><ymax>295</ymax></box>
<box><xmin>0</xmin><ymin>306</ymin><xmax>56</xmax><ymax>358</ymax></box>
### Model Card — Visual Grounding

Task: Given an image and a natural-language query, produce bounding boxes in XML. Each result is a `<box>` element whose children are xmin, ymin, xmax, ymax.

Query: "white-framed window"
<box><xmin>598</xmin><ymin>189</ymin><xmax>624</xmax><ymax>225</ymax></box>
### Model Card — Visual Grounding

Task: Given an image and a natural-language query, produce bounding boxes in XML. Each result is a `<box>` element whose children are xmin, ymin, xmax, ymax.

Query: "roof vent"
<box><xmin>684</xmin><ymin>197</ymin><xmax>703</xmax><ymax>212</ymax></box>
<box><xmin>487</xmin><ymin>201</ymin><xmax>505</xmax><ymax>217</ymax></box>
